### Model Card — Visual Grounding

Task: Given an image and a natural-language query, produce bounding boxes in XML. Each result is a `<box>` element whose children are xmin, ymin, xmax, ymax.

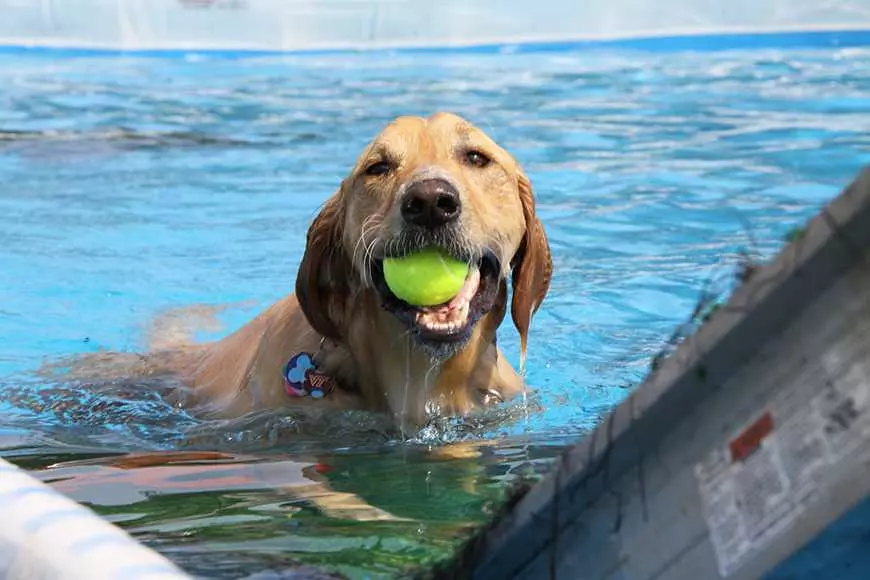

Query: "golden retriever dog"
<box><xmin>49</xmin><ymin>112</ymin><xmax>552</xmax><ymax>430</ymax></box>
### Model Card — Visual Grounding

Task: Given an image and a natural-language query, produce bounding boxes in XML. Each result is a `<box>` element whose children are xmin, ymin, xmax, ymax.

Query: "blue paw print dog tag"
<box><xmin>283</xmin><ymin>352</ymin><xmax>334</xmax><ymax>399</ymax></box>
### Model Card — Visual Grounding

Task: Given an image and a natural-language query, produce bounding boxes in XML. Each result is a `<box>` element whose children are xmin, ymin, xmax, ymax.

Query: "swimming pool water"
<box><xmin>1</xmin><ymin>46</ymin><xmax>869</xmax><ymax>578</ymax></box>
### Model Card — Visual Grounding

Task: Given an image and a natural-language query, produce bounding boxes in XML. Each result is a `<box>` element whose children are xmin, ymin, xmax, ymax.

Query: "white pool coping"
<box><xmin>0</xmin><ymin>456</ymin><xmax>191</xmax><ymax>580</ymax></box>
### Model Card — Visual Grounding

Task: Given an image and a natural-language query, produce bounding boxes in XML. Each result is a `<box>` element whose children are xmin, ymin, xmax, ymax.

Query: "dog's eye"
<box><xmin>464</xmin><ymin>150</ymin><xmax>491</xmax><ymax>168</ymax></box>
<box><xmin>364</xmin><ymin>161</ymin><xmax>394</xmax><ymax>176</ymax></box>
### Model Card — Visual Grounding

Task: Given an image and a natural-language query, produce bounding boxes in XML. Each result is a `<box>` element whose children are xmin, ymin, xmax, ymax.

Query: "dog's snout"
<box><xmin>401</xmin><ymin>178</ymin><xmax>461</xmax><ymax>229</ymax></box>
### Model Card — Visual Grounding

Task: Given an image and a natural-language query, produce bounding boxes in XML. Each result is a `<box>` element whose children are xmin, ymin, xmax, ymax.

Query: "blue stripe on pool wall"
<box><xmin>0</xmin><ymin>29</ymin><xmax>869</xmax><ymax>59</ymax></box>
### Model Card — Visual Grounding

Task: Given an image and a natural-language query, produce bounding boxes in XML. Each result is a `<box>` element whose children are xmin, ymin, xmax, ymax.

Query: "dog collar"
<box><xmin>282</xmin><ymin>352</ymin><xmax>336</xmax><ymax>399</ymax></box>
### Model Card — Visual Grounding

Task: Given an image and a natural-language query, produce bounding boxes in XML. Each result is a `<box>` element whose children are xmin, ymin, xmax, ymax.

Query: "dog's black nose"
<box><xmin>401</xmin><ymin>179</ymin><xmax>461</xmax><ymax>229</ymax></box>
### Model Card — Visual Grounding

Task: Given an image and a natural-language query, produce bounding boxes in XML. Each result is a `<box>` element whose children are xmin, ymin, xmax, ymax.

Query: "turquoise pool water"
<box><xmin>1</xmin><ymin>46</ymin><xmax>869</xmax><ymax>578</ymax></box>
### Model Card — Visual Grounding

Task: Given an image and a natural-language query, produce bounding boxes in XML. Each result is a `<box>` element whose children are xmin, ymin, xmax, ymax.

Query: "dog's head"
<box><xmin>296</xmin><ymin>113</ymin><xmax>551</xmax><ymax>360</ymax></box>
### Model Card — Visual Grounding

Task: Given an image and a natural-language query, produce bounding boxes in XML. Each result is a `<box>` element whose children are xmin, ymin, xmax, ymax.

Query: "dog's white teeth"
<box><xmin>415</xmin><ymin>299</ymin><xmax>472</xmax><ymax>334</ymax></box>
<box><xmin>416</xmin><ymin>313</ymin><xmax>464</xmax><ymax>334</ymax></box>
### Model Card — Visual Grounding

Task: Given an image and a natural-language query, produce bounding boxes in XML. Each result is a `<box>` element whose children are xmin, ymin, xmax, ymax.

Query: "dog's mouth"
<box><xmin>372</xmin><ymin>250</ymin><xmax>502</xmax><ymax>345</ymax></box>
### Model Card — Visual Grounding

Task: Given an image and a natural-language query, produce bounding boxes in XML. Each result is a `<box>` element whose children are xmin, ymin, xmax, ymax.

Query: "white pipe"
<box><xmin>0</xmin><ymin>456</ymin><xmax>191</xmax><ymax>580</ymax></box>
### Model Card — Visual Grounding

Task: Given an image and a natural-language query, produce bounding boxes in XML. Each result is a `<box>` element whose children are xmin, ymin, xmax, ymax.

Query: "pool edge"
<box><xmin>1</xmin><ymin>27</ymin><xmax>870</xmax><ymax>58</ymax></box>
<box><xmin>0</xmin><ymin>456</ymin><xmax>192</xmax><ymax>580</ymax></box>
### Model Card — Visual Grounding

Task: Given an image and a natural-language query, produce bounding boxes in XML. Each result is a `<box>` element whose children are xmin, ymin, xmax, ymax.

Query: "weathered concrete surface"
<box><xmin>469</xmin><ymin>166</ymin><xmax>870</xmax><ymax>580</ymax></box>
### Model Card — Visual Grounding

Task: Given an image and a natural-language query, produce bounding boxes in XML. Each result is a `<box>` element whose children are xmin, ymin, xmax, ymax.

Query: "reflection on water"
<box><xmin>12</xmin><ymin>442</ymin><xmax>561</xmax><ymax>579</ymax></box>
<box><xmin>1</xmin><ymin>46</ymin><xmax>869</xmax><ymax>577</ymax></box>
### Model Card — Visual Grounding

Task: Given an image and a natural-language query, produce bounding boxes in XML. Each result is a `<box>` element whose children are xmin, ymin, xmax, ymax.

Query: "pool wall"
<box><xmin>2</xmin><ymin>0</ymin><xmax>870</xmax><ymax>54</ymax></box>
<box><xmin>466</xmin><ymin>167</ymin><xmax>870</xmax><ymax>579</ymax></box>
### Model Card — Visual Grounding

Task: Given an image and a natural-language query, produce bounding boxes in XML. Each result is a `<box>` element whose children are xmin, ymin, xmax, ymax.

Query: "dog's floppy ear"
<box><xmin>295</xmin><ymin>190</ymin><xmax>352</xmax><ymax>342</ymax></box>
<box><xmin>511</xmin><ymin>170</ymin><xmax>552</xmax><ymax>357</ymax></box>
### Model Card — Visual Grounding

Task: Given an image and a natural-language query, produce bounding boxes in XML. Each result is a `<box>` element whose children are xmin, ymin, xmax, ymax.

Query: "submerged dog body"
<box><xmin>63</xmin><ymin>113</ymin><xmax>552</xmax><ymax>429</ymax></box>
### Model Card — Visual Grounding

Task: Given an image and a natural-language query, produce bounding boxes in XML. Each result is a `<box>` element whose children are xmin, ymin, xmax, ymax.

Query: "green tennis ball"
<box><xmin>383</xmin><ymin>248</ymin><xmax>470</xmax><ymax>307</ymax></box>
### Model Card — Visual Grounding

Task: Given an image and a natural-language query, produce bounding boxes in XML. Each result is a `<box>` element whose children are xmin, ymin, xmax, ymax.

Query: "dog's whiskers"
<box><xmin>353</xmin><ymin>215</ymin><xmax>380</xmax><ymax>264</ymax></box>
<box><xmin>353</xmin><ymin>213</ymin><xmax>383</xmax><ymax>287</ymax></box>
<box><xmin>389</xmin><ymin>326</ymin><xmax>416</xmax><ymax>350</ymax></box>
<box><xmin>362</xmin><ymin>236</ymin><xmax>380</xmax><ymax>287</ymax></box>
